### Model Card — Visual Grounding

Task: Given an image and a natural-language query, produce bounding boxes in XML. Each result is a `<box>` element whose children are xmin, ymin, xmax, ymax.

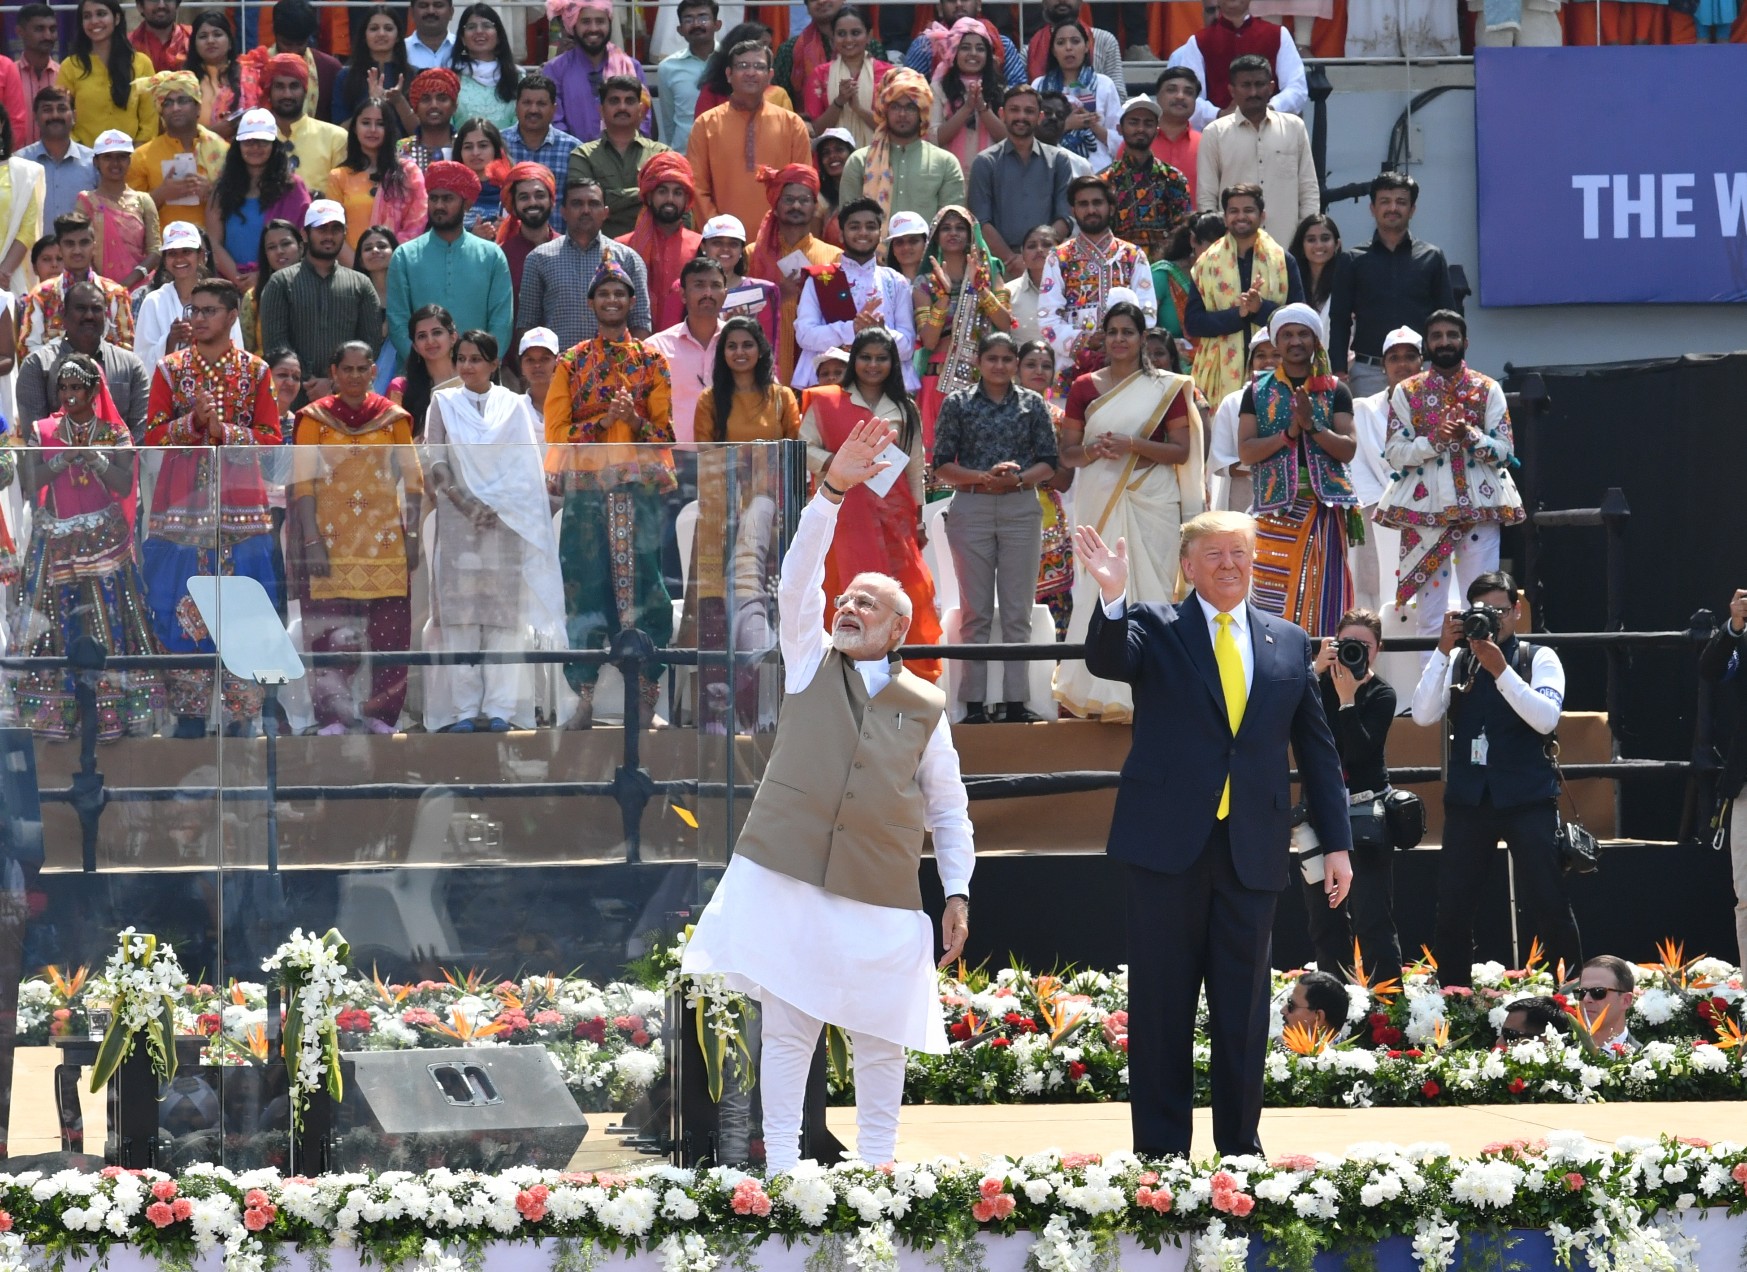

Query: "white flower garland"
<box><xmin>86</xmin><ymin>927</ymin><xmax>186</xmax><ymax>1090</ymax></box>
<box><xmin>261</xmin><ymin>928</ymin><xmax>351</xmax><ymax>1132</ymax></box>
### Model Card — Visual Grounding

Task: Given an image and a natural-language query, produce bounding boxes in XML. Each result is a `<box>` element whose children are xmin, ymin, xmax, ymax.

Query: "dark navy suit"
<box><xmin>1087</xmin><ymin>591</ymin><xmax>1352</xmax><ymax>1158</ymax></box>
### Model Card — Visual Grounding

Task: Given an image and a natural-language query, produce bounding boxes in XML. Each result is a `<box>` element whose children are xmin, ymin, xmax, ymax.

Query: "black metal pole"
<box><xmin>67</xmin><ymin>636</ymin><xmax>108</xmax><ymax>873</ymax></box>
<box><xmin>263</xmin><ymin>683</ymin><xmax>281</xmax><ymax>874</ymax></box>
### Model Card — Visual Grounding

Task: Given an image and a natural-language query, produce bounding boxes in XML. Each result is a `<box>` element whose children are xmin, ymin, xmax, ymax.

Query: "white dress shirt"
<box><xmin>1167</xmin><ymin>25</ymin><xmax>1309</xmax><ymax>130</ymax></box>
<box><xmin>1348</xmin><ymin>387</ymin><xmax>1393</xmax><ymax>507</ymax></box>
<box><xmin>1410</xmin><ymin>644</ymin><xmax>1566</xmax><ymax>736</ymax></box>
<box><xmin>792</xmin><ymin>255</ymin><xmax>918</xmax><ymax>390</ymax></box>
<box><xmin>1100</xmin><ymin>590</ymin><xmax>1256</xmax><ymax>694</ymax></box>
<box><xmin>679</xmin><ymin>493</ymin><xmax>972</xmax><ymax>1052</ymax></box>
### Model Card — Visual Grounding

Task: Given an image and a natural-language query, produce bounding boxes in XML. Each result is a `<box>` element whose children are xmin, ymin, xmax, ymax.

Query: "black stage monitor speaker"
<box><xmin>331</xmin><ymin>1047</ymin><xmax>589</xmax><ymax>1171</ymax></box>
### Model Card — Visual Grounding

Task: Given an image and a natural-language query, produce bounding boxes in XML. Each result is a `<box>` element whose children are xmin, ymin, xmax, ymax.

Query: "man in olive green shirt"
<box><xmin>837</xmin><ymin>72</ymin><xmax>965</xmax><ymax>228</ymax></box>
<box><xmin>567</xmin><ymin>74</ymin><xmax>671</xmax><ymax>239</ymax></box>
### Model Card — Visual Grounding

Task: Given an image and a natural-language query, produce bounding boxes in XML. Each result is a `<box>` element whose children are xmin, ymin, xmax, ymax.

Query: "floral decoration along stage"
<box><xmin>24</xmin><ymin>937</ymin><xmax>1747</xmax><ymax>1113</ymax></box>
<box><xmin>0</xmin><ymin>1135</ymin><xmax>1743</xmax><ymax>1272</ymax></box>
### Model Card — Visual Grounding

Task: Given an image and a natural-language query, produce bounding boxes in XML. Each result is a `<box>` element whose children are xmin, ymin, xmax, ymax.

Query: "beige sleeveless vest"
<box><xmin>734</xmin><ymin>648</ymin><xmax>947</xmax><ymax>910</ymax></box>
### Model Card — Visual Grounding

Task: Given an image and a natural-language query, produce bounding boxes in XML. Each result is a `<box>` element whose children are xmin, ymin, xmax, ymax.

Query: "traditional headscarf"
<box><xmin>264</xmin><ymin>52</ymin><xmax>309</xmax><ymax>87</ymax></box>
<box><xmin>424</xmin><ymin>159</ymin><xmax>482</xmax><ymax>203</ymax></box>
<box><xmin>145</xmin><ymin>69</ymin><xmax>200</xmax><ymax>106</ymax></box>
<box><xmin>924</xmin><ymin>17</ymin><xmax>992</xmax><ymax>79</ymax></box>
<box><xmin>919</xmin><ymin>203</ymin><xmax>1004</xmax><ymax>394</ymax></box>
<box><xmin>747</xmin><ymin>163</ymin><xmax>820</xmax><ymax>280</ymax></box>
<box><xmin>859</xmin><ymin>69</ymin><xmax>933</xmax><ymax>218</ymax></box>
<box><xmin>1268</xmin><ymin>301</ymin><xmax>1325</xmax><ymax>349</ymax></box>
<box><xmin>408</xmin><ymin>67</ymin><xmax>461</xmax><ymax>108</ymax></box>
<box><xmin>546</xmin><ymin>0</ymin><xmax>610</xmax><ymax>34</ymax></box>
<box><xmin>620</xmin><ymin>153</ymin><xmax>701</xmax><ymax>310</ymax></box>
<box><xmin>589</xmin><ymin>256</ymin><xmax>636</xmax><ymax>299</ymax></box>
<box><xmin>1267</xmin><ymin>301</ymin><xmax>1334</xmax><ymax>379</ymax></box>
<box><xmin>495</xmin><ymin>161</ymin><xmax>558</xmax><ymax>245</ymax></box>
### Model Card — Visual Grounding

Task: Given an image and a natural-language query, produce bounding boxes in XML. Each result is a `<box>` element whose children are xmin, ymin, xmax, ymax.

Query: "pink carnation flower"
<box><xmin>146</xmin><ymin>1202</ymin><xmax>175</xmax><ymax>1228</ymax></box>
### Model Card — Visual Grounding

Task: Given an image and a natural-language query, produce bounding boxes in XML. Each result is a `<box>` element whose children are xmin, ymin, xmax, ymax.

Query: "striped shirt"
<box><xmin>259</xmin><ymin>260</ymin><xmax>384</xmax><ymax>385</ymax></box>
<box><xmin>516</xmin><ymin>233</ymin><xmax>653</xmax><ymax>352</ymax></box>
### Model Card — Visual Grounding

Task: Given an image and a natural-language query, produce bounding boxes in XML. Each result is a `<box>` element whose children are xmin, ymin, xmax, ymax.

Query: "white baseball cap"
<box><xmin>816</xmin><ymin>346</ymin><xmax>850</xmax><ymax>366</ymax></box>
<box><xmin>161</xmin><ymin>221</ymin><xmax>203</xmax><ymax>253</ymax></box>
<box><xmin>884</xmin><ymin>210</ymin><xmax>928</xmax><ymax>241</ymax></box>
<box><xmin>1118</xmin><ymin>95</ymin><xmax>1161</xmax><ymax>120</ymax></box>
<box><xmin>304</xmin><ymin>199</ymin><xmax>346</xmax><ymax>229</ymax></box>
<box><xmin>93</xmin><ymin>129</ymin><xmax>134</xmax><ymax>156</ymax></box>
<box><xmin>1248</xmin><ymin>327</ymin><xmax>1275</xmax><ymax>351</ymax></box>
<box><xmin>1382</xmin><ymin>325</ymin><xmax>1423</xmax><ymax>354</ymax></box>
<box><xmin>236</xmin><ymin>109</ymin><xmax>278</xmax><ymax>142</ymax></box>
<box><xmin>812</xmin><ymin>125</ymin><xmax>856</xmax><ymax>152</ymax></box>
<box><xmin>700</xmin><ymin>214</ymin><xmax>747</xmax><ymax>242</ymax></box>
<box><xmin>519</xmin><ymin>327</ymin><xmax>560</xmax><ymax>355</ymax></box>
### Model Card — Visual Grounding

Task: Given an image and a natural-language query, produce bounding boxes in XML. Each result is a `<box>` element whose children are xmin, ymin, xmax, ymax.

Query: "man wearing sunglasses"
<box><xmin>682</xmin><ymin>418</ymin><xmax>973</xmax><ymax>1175</ymax></box>
<box><xmin>1573</xmin><ymin>955</ymin><xmax>1638</xmax><ymax>1054</ymax></box>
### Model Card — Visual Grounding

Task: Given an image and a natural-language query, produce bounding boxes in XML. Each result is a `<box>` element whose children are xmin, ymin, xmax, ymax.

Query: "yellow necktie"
<box><xmin>1214</xmin><ymin>612</ymin><xmax>1248</xmax><ymax>820</ymax></box>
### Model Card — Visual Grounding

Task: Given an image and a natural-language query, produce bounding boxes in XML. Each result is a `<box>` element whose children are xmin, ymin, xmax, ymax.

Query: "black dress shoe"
<box><xmin>1001</xmin><ymin>702</ymin><xmax>1047</xmax><ymax>723</ymax></box>
<box><xmin>961</xmin><ymin>706</ymin><xmax>991</xmax><ymax>724</ymax></box>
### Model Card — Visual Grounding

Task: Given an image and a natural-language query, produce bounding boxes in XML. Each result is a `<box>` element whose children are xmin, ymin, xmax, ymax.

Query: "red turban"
<box><xmin>265</xmin><ymin>52</ymin><xmax>309</xmax><ymax>86</ymax></box>
<box><xmin>757</xmin><ymin>163</ymin><xmax>820</xmax><ymax>206</ymax></box>
<box><xmin>637</xmin><ymin>151</ymin><xmax>695</xmax><ymax>204</ymax></box>
<box><xmin>620</xmin><ymin>153</ymin><xmax>701</xmax><ymax>318</ymax></box>
<box><xmin>425</xmin><ymin>160</ymin><xmax>482</xmax><ymax>203</ymax></box>
<box><xmin>495</xmin><ymin>162</ymin><xmax>558</xmax><ymax>244</ymax></box>
<box><xmin>408</xmin><ymin>67</ymin><xmax>460</xmax><ymax>107</ymax></box>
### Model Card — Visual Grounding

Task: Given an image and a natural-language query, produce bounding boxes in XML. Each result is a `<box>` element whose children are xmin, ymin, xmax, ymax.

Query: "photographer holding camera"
<box><xmin>1303</xmin><ymin>607</ymin><xmax>1403</xmax><ymax>982</ymax></box>
<box><xmin>1411</xmin><ymin>571</ymin><xmax>1582</xmax><ymax>988</ymax></box>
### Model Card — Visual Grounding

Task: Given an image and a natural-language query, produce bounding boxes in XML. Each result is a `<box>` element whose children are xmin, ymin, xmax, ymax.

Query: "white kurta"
<box><xmin>681</xmin><ymin>494</ymin><xmax>975</xmax><ymax>1053</ymax></box>
<box><xmin>792</xmin><ymin>256</ymin><xmax>919</xmax><ymax>391</ymax></box>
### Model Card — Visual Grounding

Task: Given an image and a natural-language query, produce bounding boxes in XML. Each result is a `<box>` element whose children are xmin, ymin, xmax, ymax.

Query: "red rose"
<box><xmin>1509</xmin><ymin>1078</ymin><xmax>1526</xmax><ymax>1094</ymax></box>
<box><xmin>950</xmin><ymin>1021</ymin><xmax>972</xmax><ymax>1041</ymax></box>
<box><xmin>990</xmin><ymin>1037</ymin><xmax>1011</xmax><ymax>1048</ymax></box>
<box><xmin>574</xmin><ymin>1016</ymin><xmax>608</xmax><ymax>1044</ymax></box>
<box><xmin>1421</xmin><ymin>1080</ymin><xmax>1440</xmax><ymax>1098</ymax></box>
<box><xmin>631</xmin><ymin>1029</ymin><xmax>651</xmax><ymax>1046</ymax></box>
<box><xmin>1068</xmin><ymin>1061</ymin><xmax>1088</xmax><ymax>1081</ymax></box>
<box><xmin>1377</xmin><ymin>1026</ymin><xmax>1403</xmax><ymax>1046</ymax></box>
<box><xmin>336</xmin><ymin>1008</ymin><xmax>374</xmax><ymax>1033</ymax></box>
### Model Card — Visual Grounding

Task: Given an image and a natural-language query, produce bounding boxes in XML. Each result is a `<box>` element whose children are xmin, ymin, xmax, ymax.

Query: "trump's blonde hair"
<box><xmin>1179</xmin><ymin>510</ymin><xmax>1258</xmax><ymax>558</ymax></box>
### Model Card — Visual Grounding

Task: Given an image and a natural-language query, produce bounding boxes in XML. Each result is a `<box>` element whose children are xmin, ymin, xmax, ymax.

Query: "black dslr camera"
<box><xmin>1460</xmin><ymin>604</ymin><xmax>1505</xmax><ymax>644</ymax></box>
<box><xmin>1335</xmin><ymin>637</ymin><xmax>1371</xmax><ymax>676</ymax></box>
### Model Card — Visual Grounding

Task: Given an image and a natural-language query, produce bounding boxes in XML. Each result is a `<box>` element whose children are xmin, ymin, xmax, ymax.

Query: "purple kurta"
<box><xmin>542</xmin><ymin>45</ymin><xmax>654</xmax><ymax>143</ymax></box>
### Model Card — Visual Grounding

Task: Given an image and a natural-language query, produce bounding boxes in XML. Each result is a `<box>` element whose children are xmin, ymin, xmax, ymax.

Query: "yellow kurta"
<box><xmin>291</xmin><ymin>399</ymin><xmax>423</xmax><ymax>601</ymax></box>
<box><xmin>57</xmin><ymin>51</ymin><xmax>158</xmax><ymax>144</ymax></box>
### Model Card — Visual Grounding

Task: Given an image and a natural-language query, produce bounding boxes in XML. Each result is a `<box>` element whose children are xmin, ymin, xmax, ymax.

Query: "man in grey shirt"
<box><xmin>967</xmin><ymin>86</ymin><xmax>1073</xmax><ymax>279</ymax></box>
<box><xmin>16</xmin><ymin>280</ymin><xmax>149</xmax><ymax>440</ymax></box>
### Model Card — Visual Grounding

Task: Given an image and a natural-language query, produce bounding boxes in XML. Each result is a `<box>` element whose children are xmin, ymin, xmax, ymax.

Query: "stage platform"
<box><xmin>21</xmin><ymin>1045</ymin><xmax>1735</xmax><ymax>1170</ymax></box>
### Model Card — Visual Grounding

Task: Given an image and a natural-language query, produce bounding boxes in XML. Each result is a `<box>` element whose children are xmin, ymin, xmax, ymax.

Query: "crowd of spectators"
<box><xmin>0</xmin><ymin>0</ymin><xmax>1665</xmax><ymax>744</ymax></box>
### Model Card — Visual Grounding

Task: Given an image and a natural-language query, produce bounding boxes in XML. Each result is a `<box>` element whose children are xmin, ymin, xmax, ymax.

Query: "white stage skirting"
<box><xmin>83</xmin><ymin>1211</ymin><xmax>1747</xmax><ymax>1271</ymax></box>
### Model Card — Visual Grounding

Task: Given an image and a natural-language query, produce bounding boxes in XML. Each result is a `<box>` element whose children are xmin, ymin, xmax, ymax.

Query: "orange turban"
<box><xmin>621</xmin><ymin>153</ymin><xmax>701</xmax><ymax>316</ymax></box>
<box><xmin>757</xmin><ymin>163</ymin><xmax>820</xmax><ymax>206</ymax></box>
<box><xmin>265</xmin><ymin>52</ymin><xmax>309</xmax><ymax>86</ymax></box>
<box><xmin>637</xmin><ymin>151</ymin><xmax>695</xmax><ymax>204</ymax></box>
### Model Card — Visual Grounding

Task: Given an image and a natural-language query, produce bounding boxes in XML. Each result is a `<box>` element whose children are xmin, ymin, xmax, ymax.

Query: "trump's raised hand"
<box><xmin>1073</xmin><ymin>525</ymin><xmax>1128</xmax><ymax>604</ymax></box>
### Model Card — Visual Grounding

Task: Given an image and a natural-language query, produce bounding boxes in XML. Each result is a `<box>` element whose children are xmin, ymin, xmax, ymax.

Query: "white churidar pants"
<box><xmin>759</xmin><ymin>992</ymin><xmax>907</xmax><ymax>1174</ymax></box>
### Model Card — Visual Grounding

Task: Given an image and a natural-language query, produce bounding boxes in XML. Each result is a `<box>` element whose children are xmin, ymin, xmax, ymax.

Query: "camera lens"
<box><xmin>1336</xmin><ymin>638</ymin><xmax>1369</xmax><ymax>674</ymax></box>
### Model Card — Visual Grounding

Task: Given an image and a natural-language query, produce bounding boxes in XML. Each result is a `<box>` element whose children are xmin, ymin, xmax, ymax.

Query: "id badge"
<box><xmin>1470</xmin><ymin>732</ymin><xmax>1489</xmax><ymax>766</ymax></box>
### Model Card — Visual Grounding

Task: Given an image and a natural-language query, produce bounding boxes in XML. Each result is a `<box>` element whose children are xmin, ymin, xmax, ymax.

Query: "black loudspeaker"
<box><xmin>331</xmin><ymin>1047</ymin><xmax>589</xmax><ymax>1171</ymax></box>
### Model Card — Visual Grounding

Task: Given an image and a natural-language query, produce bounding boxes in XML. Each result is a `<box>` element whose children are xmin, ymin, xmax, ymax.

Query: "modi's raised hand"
<box><xmin>823</xmin><ymin>418</ymin><xmax>897</xmax><ymax>493</ymax></box>
<box><xmin>1072</xmin><ymin>525</ymin><xmax>1128</xmax><ymax>603</ymax></box>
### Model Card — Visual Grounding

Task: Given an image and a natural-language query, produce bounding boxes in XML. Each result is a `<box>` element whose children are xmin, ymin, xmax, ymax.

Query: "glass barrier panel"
<box><xmin>1</xmin><ymin>442</ymin><xmax>224</xmax><ymax>1165</ymax></box>
<box><xmin>2</xmin><ymin>433</ymin><xmax>804</xmax><ymax>1173</ymax></box>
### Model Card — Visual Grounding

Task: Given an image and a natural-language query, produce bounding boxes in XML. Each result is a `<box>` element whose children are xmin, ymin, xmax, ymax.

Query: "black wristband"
<box><xmin>820</xmin><ymin>478</ymin><xmax>847</xmax><ymax>498</ymax></box>
<box><xmin>946</xmin><ymin>892</ymin><xmax>969</xmax><ymax>902</ymax></box>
